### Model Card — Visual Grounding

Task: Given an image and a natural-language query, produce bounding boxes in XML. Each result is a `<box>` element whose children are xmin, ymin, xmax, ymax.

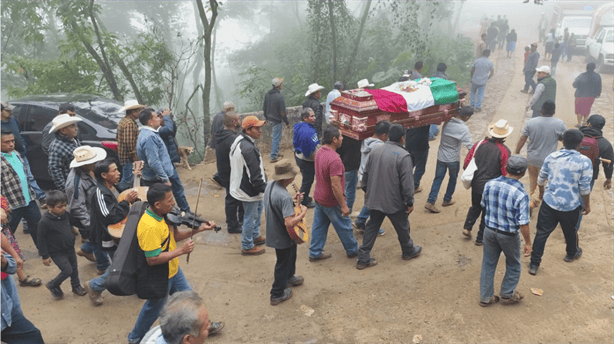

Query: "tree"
<box><xmin>195</xmin><ymin>0</ymin><xmax>219</xmax><ymax>136</ymax></box>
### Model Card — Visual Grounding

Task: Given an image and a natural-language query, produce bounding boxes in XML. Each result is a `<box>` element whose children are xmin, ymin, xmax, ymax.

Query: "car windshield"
<box><xmin>563</xmin><ymin>18</ymin><xmax>591</xmax><ymax>28</ymax></box>
<box><xmin>605</xmin><ymin>31</ymin><xmax>614</xmax><ymax>42</ymax></box>
<box><xmin>73</xmin><ymin>99</ymin><xmax>124</xmax><ymax>130</ymax></box>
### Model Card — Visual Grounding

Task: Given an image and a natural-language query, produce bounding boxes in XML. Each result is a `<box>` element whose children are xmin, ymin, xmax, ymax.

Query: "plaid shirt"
<box><xmin>1</xmin><ymin>152</ymin><xmax>35</xmax><ymax>210</ymax></box>
<box><xmin>481</xmin><ymin>176</ymin><xmax>530</xmax><ymax>233</ymax></box>
<box><xmin>48</xmin><ymin>133</ymin><xmax>81</xmax><ymax>189</ymax></box>
<box><xmin>117</xmin><ymin>116</ymin><xmax>139</xmax><ymax>163</ymax></box>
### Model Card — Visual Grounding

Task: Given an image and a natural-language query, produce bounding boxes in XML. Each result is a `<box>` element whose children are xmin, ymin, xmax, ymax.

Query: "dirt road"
<box><xmin>12</xmin><ymin>38</ymin><xmax>614</xmax><ymax>344</ymax></box>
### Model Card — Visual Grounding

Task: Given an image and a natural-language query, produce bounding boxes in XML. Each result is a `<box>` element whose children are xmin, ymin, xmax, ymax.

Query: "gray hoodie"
<box><xmin>359</xmin><ymin>137</ymin><xmax>385</xmax><ymax>175</ymax></box>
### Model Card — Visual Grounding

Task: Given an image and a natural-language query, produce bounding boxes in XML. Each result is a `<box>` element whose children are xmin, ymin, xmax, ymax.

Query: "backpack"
<box><xmin>578</xmin><ymin>135</ymin><xmax>600</xmax><ymax>165</ymax></box>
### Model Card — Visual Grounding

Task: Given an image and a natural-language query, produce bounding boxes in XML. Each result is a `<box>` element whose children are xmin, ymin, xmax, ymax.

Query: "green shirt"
<box><xmin>1</xmin><ymin>151</ymin><xmax>31</xmax><ymax>204</ymax></box>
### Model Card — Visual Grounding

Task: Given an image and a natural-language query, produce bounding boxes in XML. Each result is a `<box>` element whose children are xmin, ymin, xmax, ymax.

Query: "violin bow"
<box><xmin>186</xmin><ymin>178</ymin><xmax>203</xmax><ymax>264</ymax></box>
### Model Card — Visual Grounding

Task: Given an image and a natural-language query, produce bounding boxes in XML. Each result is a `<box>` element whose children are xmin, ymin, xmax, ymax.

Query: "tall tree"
<box><xmin>195</xmin><ymin>0</ymin><xmax>219</xmax><ymax>135</ymax></box>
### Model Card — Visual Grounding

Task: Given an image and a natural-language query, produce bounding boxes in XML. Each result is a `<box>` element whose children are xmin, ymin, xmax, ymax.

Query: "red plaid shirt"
<box><xmin>117</xmin><ymin>116</ymin><xmax>139</xmax><ymax>163</ymax></box>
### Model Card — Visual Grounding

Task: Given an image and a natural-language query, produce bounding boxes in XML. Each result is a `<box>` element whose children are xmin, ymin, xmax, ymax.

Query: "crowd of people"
<box><xmin>0</xmin><ymin>20</ymin><xmax>612</xmax><ymax>343</ymax></box>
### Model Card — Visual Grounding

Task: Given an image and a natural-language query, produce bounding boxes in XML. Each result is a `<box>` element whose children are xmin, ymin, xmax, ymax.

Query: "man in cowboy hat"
<box><xmin>263</xmin><ymin>159</ymin><xmax>307</xmax><ymax>305</ymax></box>
<box><xmin>264</xmin><ymin>78</ymin><xmax>288</xmax><ymax>163</ymax></box>
<box><xmin>229</xmin><ymin>116</ymin><xmax>268</xmax><ymax>255</ymax></box>
<box><xmin>425</xmin><ymin>106</ymin><xmax>474</xmax><ymax>214</ymax></box>
<box><xmin>117</xmin><ymin>99</ymin><xmax>146</xmax><ymax>190</ymax></box>
<box><xmin>48</xmin><ymin>113</ymin><xmax>83</xmax><ymax>190</ymax></box>
<box><xmin>303</xmin><ymin>83</ymin><xmax>325</xmax><ymax>138</ymax></box>
<box><xmin>65</xmin><ymin>146</ymin><xmax>110</xmax><ymax>274</ymax></box>
<box><xmin>526</xmin><ymin>65</ymin><xmax>556</xmax><ymax>118</ymax></box>
<box><xmin>43</xmin><ymin>102</ymin><xmax>76</xmax><ymax>155</ymax></box>
<box><xmin>211</xmin><ymin>101</ymin><xmax>235</xmax><ymax>150</ymax></box>
<box><xmin>515</xmin><ymin>100</ymin><xmax>565</xmax><ymax>211</ymax></box>
<box><xmin>462</xmin><ymin>119</ymin><xmax>512</xmax><ymax>245</ymax></box>
<box><xmin>356</xmin><ymin>79</ymin><xmax>374</xmax><ymax>89</ymax></box>
<box><xmin>478</xmin><ymin>155</ymin><xmax>532</xmax><ymax>307</ymax></box>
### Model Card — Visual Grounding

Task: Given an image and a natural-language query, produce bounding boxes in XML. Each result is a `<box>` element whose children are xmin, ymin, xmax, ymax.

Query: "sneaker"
<box><xmin>253</xmin><ymin>236</ymin><xmax>266</xmax><ymax>246</ymax></box>
<box><xmin>227</xmin><ymin>226</ymin><xmax>242</xmax><ymax>234</ymax></box>
<box><xmin>563</xmin><ymin>247</ymin><xmax>582</xmax><ymax>262</ymax></box>
<box><xmin>353</xmin><ymin>221</ymin><xmax>365</xmax><ymax>230</ymax></box>
<box><xmin>270</xmin><ymin>288</ymin><xmax>293</xmax><ymax>306</ymax></box>
<box><xmin>474</xmin><ymin>240</ymin><xmax>483</xmax><ymax>246</ymax></box>
<box><xmin>356</xmin><ymin>258</ymin><xmax>378</xmax><ymax>270</ymax></box>
<box><xmin>241</xmin><ymin>246</ymin><xmax>265</xmax><ymax>256</ymax></box>
<box><xmin>84</xmin><ymin>281</ymin><xmax>103</xmax><ymax>306</ymax></box>
<box><xmin>46</xmin><ymin>282</ymin><xmax>64</xmax><ymax>300</ymax></box>
<box><xmin>501</xmin><ymin>291</ymin><xmax>524</xmax><ymax>305</ymax></box>
<box><xmin>475</xmin><ymin>108</ymin><xmax>482</xmax><ymax>113</ymax></box>
<box><xmin>414</xmin><ymin>186</ymin><xmax>422</xmax><ymax>193</ymax></box>
<box><xmin>72</xmin><ymin>285</ymin><xmax>88</xmax><ymax>296</ymax></box>
<box><xmin>528</xmin><ymin>264</ymin><xmax>538</xmax><ymax>275</ymax></box>
<box><xmin>442</xmin><ymin>200</ymin><xmax>455</xmax><ymax>207</ymax></box>
<box><xmin>309</xmin><ymin>252</ymin><xmax>332</xmax><ymax>262</ymax></box>
<box><xmin>520</xmin><ymin>89</ymin><xmax>529</xmax><ymax>94</ymax></box>
<box><xmin>302</xmin><ymin>200</ymin><xmax>316</xmax><ymax>209</ymax></box>
<box><xmin>378</xmin><ymin>229</ymin><xmax>385</xmax><ymax>236</ymax></box>
<box><xmin>286</xmin><ymin>275</ymin><xmax>304</xmax><ymax>288</ymax></box>
<box><xmin>462</xmin><ymin>229</ymin><xmax>472</xmax><ymax>238</ymax></box>
<box><xmin>402</xmin><ymin>245</ymin><xmax>422</xmax><ymax>260</ymax></box>
<box><xmin>270</xmin><ymin>157</ymin><xmax>283</xmax><ymax>163</ymax></box>
<box><xmin>424</xmin><ymin>202</ymin><xmax>440</xmax><ymax>213</ymax></box>
<box><xmin>77</xmin><ymin>249</ymin><xmax>96</xmax><ymax>263</ymax></box>
<box><xmin>208</xmin><ymin>321</ymin><xmax>225</xmax><ymax>336</ymax></box>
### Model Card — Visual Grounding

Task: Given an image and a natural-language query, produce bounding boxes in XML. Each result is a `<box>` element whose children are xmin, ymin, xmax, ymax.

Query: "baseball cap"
<box><xmin>242</xmin><ymin>116</ymin><xmax>266</xmax><ymax>130</ymax></box>
<box><xmin>506</xmin><ymin>155</ymin><xmax>528</xmax><ymax>174</ymax></box>
<box><xmin>587</xmin><ymin>114</ymin><xmax>605</xmax><ymax>129</ymax></box>
<box><xmin>536</xmin><ymin>66</ymin><xmax>550</xmax><ymax>74</ymax></box>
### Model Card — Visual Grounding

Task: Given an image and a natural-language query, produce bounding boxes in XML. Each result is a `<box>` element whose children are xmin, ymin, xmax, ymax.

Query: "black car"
<box><xmin>8</xmin><ymin>93</ymin><xmax>125</xmax><ymax>186</ymax></box>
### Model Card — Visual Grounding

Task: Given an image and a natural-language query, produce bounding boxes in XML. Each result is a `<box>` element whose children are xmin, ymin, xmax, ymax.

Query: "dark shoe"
<box><xmin>46</xmin><ymin>282</ymin><xmax>64</xmax><ymax>300</ymax></box>
<box><xmin>347</xmin><ymin>251</ymin><xmax>358</xmax><ymax>259</ymax></box>
<box><xmin>474</xmin><ymin>240</ymin><xmax>483</xmax><ymax>246</ymax></box>
<box><xmin>353</xmin><ymin>221</ymin><xmax>365</xmax><ymax>230</ymax></box>
<box><xmin>309</xmin><ymin>252</ymin><xmax>332</xmax><ymax>262</ymax></box>
<box><xmin>479</xmin><ymin>295</ymin><xmax>500</xmax><ymax>307</ymax></box>
<box><xmin>208</xmin><ymin>321</ymin><xmax>225</xmax><ymax>336</ymax></box>
<box><xmin>270</xmin><ymin>156</ymin><xmax>283</xmax><ymax>163</ymax></box>
<box><xmin>253</xmin><ymin>236</ymin><xmax>266</xmax><ymax>246</ymax></box>
<box><xmin>72</xmin><ymin>285</ymin><xmax>87</xmax><ymax>296</ymax></box>
<box><xmin>528</xmin><ymin>264</ymin><xmax>538</xmax><ymax>275</ymax></box>
<box><xmin>402</xmin><ymin>245</ymin><xmax>422</xmax><ymax>260</ymax></box>
<box><xmin>302</xmin><ymin>201</ymin><xmax>316</xmax><ymax>209</ymax></box>
<box><xmin>19</xmin><ymin>275</ymin><xmax>42</xmax><ymax>287</ymax></box>
<box><xmin>442</xmin><ymin>200</ymin><xmax>455</xmax><ymax>207</ymax></box>
<box><xmin>462</xmin><ymin>229</ymin><xmax>472</xmax><ymax>238</ymax></box>
<box><xmin>501</xmin><ymin>291</ymin><xmax>524</xmax><ymax>305</ymax></box>
<box><xmin>520</xmin><ymin>89</ymin><xmax>528</xmax><ymax>93</ymax></box>
<box><xmin>564</xmin><ymin>247</ymin><xmax>582</xmax><ymax>262</ymax></box>
<box><xmin>84</xmin><ymin>281</ymin><xmax>103</xmax><ymax>306</ymax></box>
<box><xmin>424</xmin><ymin>202</ymin><xmax>440</xmax><ymax>213</ymax></box>
<box><xmin>77</xmin><ymin>249</ymin><xmax>96</xmax><ymax>263</ymax></box>
<box><xmin>227</xmin><ymin>226</ymin><xmax>242</xmax><ymax>234</ymax></box>
<box><xmin>270</xmin><ymin>288</ymin><xmax>293</xmax><ymax>306</ymax></box>
<box><xmin>241</xmin><ymin>246</ymin><xmax>265</xmax><ymax>256</ymax></box>
<box><xmin>96</xmin><ymin>269</ymin><xmax>107</xmax><ymax>276</ymax></box>
<box><xmin>356</xmin><ymin>258</ymin><xmax>378</xmax><ymax>270</ymax></box>
<box><xmin>286</xmin><ymin>275</ymin><xmax>304</xmax><ymax>288</ymax></box>
<box><xmin>414</xmin><ymin>186</ymin><xmax>422</xmax><ymax>193</ymax></box>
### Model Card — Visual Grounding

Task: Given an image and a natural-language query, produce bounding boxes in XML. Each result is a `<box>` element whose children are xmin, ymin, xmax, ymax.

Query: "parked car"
<box><xmin>585</xmin><ymin>27</ymin><xmax>614</xmax><ymax>72</ymax></box>
<box><xmin>8</xmin><ymin>93</ymin><xmax>124</xmax><ymax>186</ymax></box>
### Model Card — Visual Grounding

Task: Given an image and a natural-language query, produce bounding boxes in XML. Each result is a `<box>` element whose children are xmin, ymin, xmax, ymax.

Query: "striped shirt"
<box><xmin>481</xmin><ymin>176</ymin><xmax>530</xmax><ymax>233</ymax></box>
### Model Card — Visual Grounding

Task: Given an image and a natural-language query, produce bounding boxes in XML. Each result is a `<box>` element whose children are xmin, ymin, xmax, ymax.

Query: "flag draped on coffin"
<box><xmin>364</xmin><ymin>78</ymin><xmax>459</xmax><ymax>113</ymax></box>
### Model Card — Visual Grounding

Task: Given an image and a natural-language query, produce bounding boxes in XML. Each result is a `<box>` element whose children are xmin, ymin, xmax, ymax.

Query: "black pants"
<box><xmin>1</xmin><ymin>310</ymin><xmax>45</xmax><ymax>344</ymax></box>
<box><xmin>295</xmin><ymin>157</ymin><xmax>315</xmax><ymax>205</ymax></box>
<box><xmin>463</xmin><ymin>187</ymin><xmax>486</xmax><ymax>241</ymax></box>
<box><xmin>357</xmin><ymin>209</ymin><xmax>417</xmax><ymax>264</ymax></box>
<box><xmin>530</xmin><ymin>202</ymin><xmax>581</xmax><ymax>267</ymax></box>
<box><xmin>271</xmin><ymin>243</ymin><xmax>297</xmax><ymax>298</ymax></box>
<box><xmin>224</xmin><ymin>187</ymin><xmax>244</xmax><ymax>230</ymax></box>
<box><xmin>49</xmin><ymin>250</ymin><xmax>81</xmax><ymax>289</ymax></box>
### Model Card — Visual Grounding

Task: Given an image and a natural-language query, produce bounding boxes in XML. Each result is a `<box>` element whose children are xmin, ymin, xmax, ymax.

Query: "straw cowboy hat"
<box><xmin>357</xmin><ymin>79</ymin><xmax>374</xmax><ymax>88</ymax></box>
<box><xmin>305</xmin><ymin>83</ymin><xmax>325</xmax><ymax>97</ymax></box>
<box><xmin>49</xmin><ymin>114</ymin><xmax>83</xmax><ymax>133</ymax></box>
<box><xmin>271</xmin><ymin>159</ymin><xmax>300</xmax><ymax>181</ymax></box>
<box><xmin>69</xmin><ymin>145</ymin><xmax>107</xmax><ymax>169</ymax></box>
<box><xmin>120</xmin><ymin>99</ymin><xmax>146</xmax><ymax>112</ymax></box>
<box><xmin>488</xmin><ymin>119</ymin><xmax>514</xmax><ymax>138</ymax></box>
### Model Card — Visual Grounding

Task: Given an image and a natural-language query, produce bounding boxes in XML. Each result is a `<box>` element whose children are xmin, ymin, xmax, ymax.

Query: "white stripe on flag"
<box><xmin>382</xmin><ymin>82</ymin><xmax>435</xmax><ymax>111</ymax></box>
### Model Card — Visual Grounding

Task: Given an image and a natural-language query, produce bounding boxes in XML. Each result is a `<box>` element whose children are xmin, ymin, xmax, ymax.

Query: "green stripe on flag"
<box><xmin>430</xmin><ymin>78</ymin><xmax>458</xmax><ymax>105</ymax></box>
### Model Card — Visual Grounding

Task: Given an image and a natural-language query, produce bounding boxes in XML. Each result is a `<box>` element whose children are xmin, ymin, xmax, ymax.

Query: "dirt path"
<box><xmin>12</xmin><ymin>41</ymin><xmax>614</xmax><ymax>344</ymax></box>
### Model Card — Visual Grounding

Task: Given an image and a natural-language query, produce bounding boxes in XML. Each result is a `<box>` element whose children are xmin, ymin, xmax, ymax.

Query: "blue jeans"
<box><xmin>128</xmin><ymin>267</ymin><xmax>192</xmax><ymax>343</ymax></box>
<box><xmin>470</xmin><ymin>83</ymin><xmax>486</xmax><ymax>109</ymax></box>
<box><xmin>410</xmin><ymin>150</ymin><xmax>429</xmax><ymax>188</ymax></box>
<box><xmin>427</xmin><ymin>160</ymin><xmax>460</xmax><ymax>204</ymax></box>
<box><xmin>344</xmin><ymin>169</ymin><xmax>358</xmax><ymax>212</ymax></box>
<box><xmin>118</xmin><ymin>159</ymin><xmax>134</xmax><ymax>191</ymax></box>
<box><xmin>479</xmin><ymin>227</ymin><xmax>521</xmax><ymax>303</ymax></box>
<box><xmin>270</xmin><ymin>122</ymin><xmax>283</xmax><ymax>160</ymax></box>
<box><xmin>0</xmin><ymin>309</ymin><xmax>45</xmax><ymax>344</ymax></box>
<box><xmin>241</xmin><ymin>200</ymin><xmax>263</xmax><ymax>250</ymax></box>
<box><xmin>90</xmin><ymin>268</ymin><xmax>109</xmax><ymax>293</ymax></box>
<box><xmin>576</xmin><ymin>179</ymin><xmax>595</xmax><ymax>230</ymax></box>
<box><xmin>169</xmin><ymin>168</ymin><xmax>190</xmax><ymax>212</ymax></box>
<box><xmin>523</xmin><ymin>71</ymin><xmax>536</xmax><ymax>92</ymax></box>
<box><xmin>429</xmin><ymin>124</ymin><xmax>439</xmax><ymax>140</ymax></box>
<box><xmin>81</xmin><ymin>241</ymin><xmax>110</xmax><ymax>272</ymax></box>
<box><xmin>8</xmin><ymin>201</ymin><xmax>41</xmax><ymax>250</ymax></box>
<box><xmin>309</xmin><ymin>202</ymin><xmax>358</xmax><ymax>258</ymax></box>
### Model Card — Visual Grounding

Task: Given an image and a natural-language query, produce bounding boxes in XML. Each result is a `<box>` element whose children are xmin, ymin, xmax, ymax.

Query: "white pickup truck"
<box><xmin>585</xmin><ymin>27</ymin><xmax>614</xmax><ymax>72</ymax></box>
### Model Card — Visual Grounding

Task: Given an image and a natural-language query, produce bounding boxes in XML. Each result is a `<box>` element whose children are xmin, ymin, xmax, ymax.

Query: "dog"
<box><xmin>177</xmin><ymin>146</ymin><xmax>194</xmax><ymax>170</ymax></box>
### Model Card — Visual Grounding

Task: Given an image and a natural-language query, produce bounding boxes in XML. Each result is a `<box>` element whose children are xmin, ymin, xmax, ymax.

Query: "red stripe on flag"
<box><xmin>364</xmin><ymin>89</ymin><xmax>408</xmax><ymax>113</ymax></box>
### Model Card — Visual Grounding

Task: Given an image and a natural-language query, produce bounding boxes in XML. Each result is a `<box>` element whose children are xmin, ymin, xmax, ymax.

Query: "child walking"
<box><xmin>38</xmin><ymin>190</ymin><xmax>87</xmax><ymax>300</ymax></box>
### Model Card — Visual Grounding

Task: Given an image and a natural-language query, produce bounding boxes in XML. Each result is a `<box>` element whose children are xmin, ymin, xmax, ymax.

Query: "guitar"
<box><xmin>108</xmin><ymin>161</ymin><xmax>149</xmax><ymax>239</ymax></box>
<box><xmin>287</xmin><ymin>184</ymin><xmax>309</xmax><ymax>244</ymax></box>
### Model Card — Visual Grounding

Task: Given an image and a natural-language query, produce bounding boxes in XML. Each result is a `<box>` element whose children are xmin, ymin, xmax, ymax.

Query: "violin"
<box><xmin>166</xmin><ymin>207</ymin><xmax>221</xmax><ymax>232</ymax></box>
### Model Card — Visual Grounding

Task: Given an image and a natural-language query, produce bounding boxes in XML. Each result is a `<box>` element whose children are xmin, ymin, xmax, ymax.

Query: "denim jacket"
<box><xmin>137</xmin><ymin>127</ymin><xmax>174</xmax><ymax>183</ymax></box>
<box><xmin>1</xmin><ymin>253</ymin><xmax>19</xmax><ymax>331</ymax></box>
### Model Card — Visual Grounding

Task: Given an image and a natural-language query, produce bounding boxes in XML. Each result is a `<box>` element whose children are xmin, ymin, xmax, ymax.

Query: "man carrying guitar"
<box><xmin>263</xmin><ymin>160</ymin><xmax>307</xmax><ymax>306</ymax></box>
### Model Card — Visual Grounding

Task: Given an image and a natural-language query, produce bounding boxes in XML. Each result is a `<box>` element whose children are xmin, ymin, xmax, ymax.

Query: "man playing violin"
<box><xmin>263</xmin><ymin>160</ymin><xmax>307</xmax><ymax>306</ymax></box>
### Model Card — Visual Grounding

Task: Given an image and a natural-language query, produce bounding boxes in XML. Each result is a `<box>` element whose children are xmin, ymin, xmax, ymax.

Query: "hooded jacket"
<box><xmin>89</xmin><ymin>182</ymin><xmax>131</xmax><ymax>251</ymax></box>
<box><xmin>158</xmin><ymin>116</ymin><xmax>180</xmax><ymax>164</ymax></box>
<box><xmin>359</xmin><ymin>137</ymin><xmax>384</xmax><ymax>175</ymax></box>
<box><xmin>579</xmin><ymin>126</ymin><xmax>613</xmax><ymax>181</ymax></box>
<box><xmin>293</xmin><ymin>122</ymin><xmax>319</xmax><ymax>161</ymax></box>
<box><xmin>229</xmin><ymin>133</ymin><xmax>268</xmax><ymax>202</ymax></box>
<box><xmin>215</xmin><ymin>128</ymin><xmax>239</xmax><ymax>188</ymax></box>
<box><xmin>37</xmin><ymin>211</ymin><xmax>75</xmax><ymax>259</ymax></box>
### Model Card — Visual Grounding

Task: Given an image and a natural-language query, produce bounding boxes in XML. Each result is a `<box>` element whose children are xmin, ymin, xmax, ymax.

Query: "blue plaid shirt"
<box><xmin>481</xmin><ymin>176</ymin><xmax>530</xmax><ymax>233</ymax></box>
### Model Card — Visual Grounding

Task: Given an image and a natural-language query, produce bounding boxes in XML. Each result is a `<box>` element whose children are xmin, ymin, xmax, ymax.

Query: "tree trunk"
<box><xmin>195</xmin><ymin>0</ymin><xmax>219</xmax><ymax>138</ymax></box>
<box><xmin>343</xmin><ymin>0</ymin><xmax>371</xmax><ymax>82</ymax></box>
<box><xmin>191</xmin><ymin>1</ymin><xmax>204</xmax><ymax>114</ymax></box>
<box><xmin>211</xmin><ymin>26</ymin><xmax>225</xmax><ymax>110</ymax></box>
<box><xmin>327</xmin><ymin>1</ymin><xmax>338</xmax><ymax>83</ymax></box>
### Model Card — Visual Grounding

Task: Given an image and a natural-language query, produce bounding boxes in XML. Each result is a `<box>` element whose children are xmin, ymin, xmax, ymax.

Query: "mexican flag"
<box><xmin>364</xmin><ymin>78</ymin><xmax>459</xmax><ymax>113</ymax></box>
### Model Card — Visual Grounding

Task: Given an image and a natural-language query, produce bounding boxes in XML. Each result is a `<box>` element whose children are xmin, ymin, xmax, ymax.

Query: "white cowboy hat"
<box><xmin>305</xmin><ymin>83</ymin><xmax>325</xmax><ymax>97</ymax></box>
<box><xmin>119</xmin><ymin>99</ymin><xmax>146</xmax><ymax>112</ymax></box>
<box><xmin>357</xmin><ymin>79</ymin><xmax>374</xmax><ymax>88</ymax></box>
<box><xmin>69</xmin><ymin>145</ymin><xmax>107</xmax><ymax>169</ymax></box>
<box><xmin>488</xmin><ymin>119</ymin><xmax>514</xmax><ymax>138</ymax></box>
<box><xmin>535</xmin><ymin>65</ymin><xmax>550</xmax><ymax>74</ymax></box>
<box><xmin>49</xmin><ymin>114</ymin><xmax>83</xmax><ymax>133</ymax></box>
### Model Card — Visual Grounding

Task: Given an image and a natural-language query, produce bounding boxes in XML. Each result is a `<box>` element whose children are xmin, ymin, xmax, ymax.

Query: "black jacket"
<box><xmin>215</xmin><ymin>128</ymin><xmax>239</xmax><ymax>188</ymax></box>
<box><xmin>573</xmin><ymin>71</ymin><xmax>602</xmax><ymax>98</ymax></box>
<box><xmin>263</xmin><ymin>88</ymin><xmax>288</xmax><ymax>125</ymax></box>
<box><xmin>37</xmin><ymin>211</ymin><xmax>76</xmax><ymax>259</ymax></box>
<box><xmin>210</xmin><ymin>111</ymin><xmax>225</xmax><ymax>150</ymax></box>
<box><xmin>579</xmin><ymin>126</ymin><xmax>613</xmax><ymax>180</ymax></box>
<box><xmin>336</xmin><ymin>136</ymin><xmax>362</xmax><ymax>172</ymax></box>
<box><xmin>405</xmin><ymin>125</ymin><xmax>430</xmax><ymax>152</ymax></box>
<box><xmin>89</xmin><ymin>182</ymin><xmax>131</xmax><ymax>251</ymax></box>
<box><xmin>303</xmin><ymin>96</ymin><xmax>324</xmax><ymax>137</ymax></box>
